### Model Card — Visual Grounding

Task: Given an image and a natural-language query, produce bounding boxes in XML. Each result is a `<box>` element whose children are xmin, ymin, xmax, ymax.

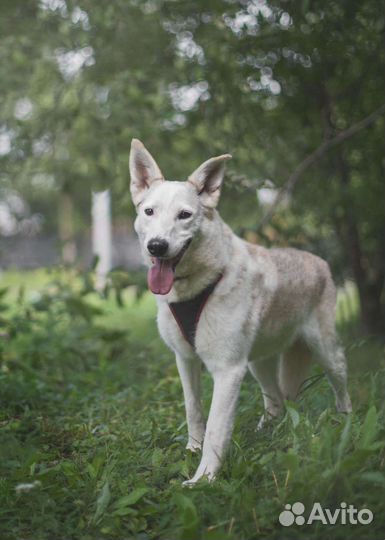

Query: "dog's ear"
<box><xmin>129</xmin><ymin>139</ymin><xmax>164</xmax><ymax>207</ymax></box>
<box><xmin>188</xmin><ymin>154</ymin><xmax>232</xmax><ymax>208</ymax></box>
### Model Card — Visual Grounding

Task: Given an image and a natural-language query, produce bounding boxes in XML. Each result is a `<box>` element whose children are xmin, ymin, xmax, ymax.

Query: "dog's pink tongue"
<box><xmin>148</xmin><ymin>258</ymin><xmax>174</xmax><ymax>295</ymax></box>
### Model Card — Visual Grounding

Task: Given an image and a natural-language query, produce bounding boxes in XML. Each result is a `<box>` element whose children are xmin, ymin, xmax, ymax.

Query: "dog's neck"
<box><xmin>161</xmin><ymin>210</ymin><xmax>233</xmax><ymax>303</ymax></box>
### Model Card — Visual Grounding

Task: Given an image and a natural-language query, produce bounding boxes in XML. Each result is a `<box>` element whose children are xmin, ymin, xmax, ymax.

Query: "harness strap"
<box><xmin>168</xmin><ymin>273</ymin><xmax>223</xmax><ymax>349</ymax></box>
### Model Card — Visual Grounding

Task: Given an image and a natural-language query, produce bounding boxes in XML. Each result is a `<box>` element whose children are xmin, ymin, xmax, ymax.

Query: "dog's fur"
<box><xmin>129</xmin><ymin>139</ymin><xmax>352</xmax><ymax>485</ymax></box>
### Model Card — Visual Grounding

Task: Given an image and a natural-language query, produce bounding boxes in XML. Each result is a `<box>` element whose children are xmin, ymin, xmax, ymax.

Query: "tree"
<box><xmin>1</xmin><ymin>0</ymin><xmax>383</xmax><ymax>336</ymax></box>
<box><xmin>158</xmin><ymin>0</ymin><xmax>385</xmax><ymax>337</ymax></box>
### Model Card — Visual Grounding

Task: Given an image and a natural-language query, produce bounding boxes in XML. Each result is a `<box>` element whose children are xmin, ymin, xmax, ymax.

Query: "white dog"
<box><xmin>129</xmin><ymin>139</ymin><xmax>352</xmax><ymax>485</ymax></box>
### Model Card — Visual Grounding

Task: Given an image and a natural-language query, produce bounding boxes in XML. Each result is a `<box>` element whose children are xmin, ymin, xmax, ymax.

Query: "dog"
<box><xmin>129</xmin><ymin>139</ymin><xmax>352</xmax><ymax>485</ymax></box>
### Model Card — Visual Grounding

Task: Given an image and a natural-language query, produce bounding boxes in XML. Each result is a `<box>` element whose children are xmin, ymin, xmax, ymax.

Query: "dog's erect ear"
<box><xmin>129</xmin><ymin>139</ymin><xmax>164</xmax><ymax>207</ymax></box>
<box><xmin>188</xmin><ymin>154</ymin><xmax>232</xmax><ymax>208</ymax></box>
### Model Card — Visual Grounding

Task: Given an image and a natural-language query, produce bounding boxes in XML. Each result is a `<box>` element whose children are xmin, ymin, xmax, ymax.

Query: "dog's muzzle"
<box><xmin>147</xmin><ymin>238</ymin><xmax>192</xmax><ymax>295</ymax></box>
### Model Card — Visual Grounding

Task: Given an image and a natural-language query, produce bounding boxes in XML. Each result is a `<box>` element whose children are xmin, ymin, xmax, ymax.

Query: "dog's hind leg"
<box><xmin>301</xmin><ymin>281</ymin><xmax>352</xmax><ymax>413</ymax></box>
<box><xmin>325</xmin><ymin>347</ymin><xmax>352</xmax><ymax>413</ymax></box>
<box><xmin>308</xmin><ymin>337</ymin><xmax>352</xmax><ymax>412</ymax></box>
<box><xmin>248</xmin><ymin>356</ymin><xmax>283</xmax><ymax>429</ymax></box>
<box><xmin>279</xmin><ymin>339</ymin><xmax>311</xmax><ymax>401</ymax></box>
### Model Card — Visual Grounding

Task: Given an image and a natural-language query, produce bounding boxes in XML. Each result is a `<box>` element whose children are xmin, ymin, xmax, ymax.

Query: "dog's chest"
<box><xmin>157</xmin><ymin>287</ymin><xmax>257</xmax><ymax>367</ymax></box>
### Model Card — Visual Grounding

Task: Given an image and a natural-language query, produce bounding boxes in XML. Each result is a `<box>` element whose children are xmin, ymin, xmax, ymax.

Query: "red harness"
<box><xmin>168</xmin><ymin>274</ymin><xmax>223</xmax><ymax>349</ymax></box>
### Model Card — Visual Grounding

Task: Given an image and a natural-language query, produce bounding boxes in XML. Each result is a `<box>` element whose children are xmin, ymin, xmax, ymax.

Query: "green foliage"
<box><xmin>1</xmin><ymin>0</ymin><xmax>383</xmax><ymax>333</ymax></box>
<box><xmin>0</xmin><ymin>271</ymin><xmax>384</xmax><ymax>539</ymax></box>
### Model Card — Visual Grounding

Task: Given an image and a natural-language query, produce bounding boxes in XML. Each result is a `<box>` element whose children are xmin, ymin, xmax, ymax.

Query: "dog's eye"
<box><xmin>144</xmin><ymin>208</ymin><xmax>154</xmax><ymax>216</ymax></box>
<box><xmin>178</xmin><ymin>210</ymin><xmax>192</xmax><ymax>220</ymax></box>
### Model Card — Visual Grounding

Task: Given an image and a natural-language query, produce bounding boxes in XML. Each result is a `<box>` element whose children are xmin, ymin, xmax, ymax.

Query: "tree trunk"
<box><xmin>336</xmin><ymin>151</ymin><xmax>385</xmax><ymax>338</ymax></box>
<box><xmin>92</xmin><ymin>190</ymin><xmax>112</xmax><ymax>290</ymax></box>
<box><xmin>320</xmin><ymin>87</ymin><xmax>385</xmax><ymax>338</ymax></box>
<box><xmin>359</xmin><ymin>280</ymin><xmax>385</xmax><ymax>337</ymax></box>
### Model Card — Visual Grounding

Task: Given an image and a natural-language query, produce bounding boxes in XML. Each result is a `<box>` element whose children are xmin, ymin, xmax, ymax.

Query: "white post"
<box><xmin>92</xmin><ymin>190</ymin><xmax>112</xmax><ymax>290</ymax></box>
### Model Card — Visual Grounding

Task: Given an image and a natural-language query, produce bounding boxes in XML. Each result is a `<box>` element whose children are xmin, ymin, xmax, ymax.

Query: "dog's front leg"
<box><xmin>175</xmin><ymin>354</ymin><xmax>205</xmax><ymax>452</ymax></box>
<box><xmin>183</xmin><ymin>362</ymin><xmax>247</xmax><ymax>485</ymax></box>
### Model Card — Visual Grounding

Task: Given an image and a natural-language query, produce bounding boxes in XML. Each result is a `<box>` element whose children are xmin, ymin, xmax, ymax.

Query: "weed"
<box><xmin>0</xmin><ymin>270</ymin><xmax>384</xmax><ymax>539</ymax></box>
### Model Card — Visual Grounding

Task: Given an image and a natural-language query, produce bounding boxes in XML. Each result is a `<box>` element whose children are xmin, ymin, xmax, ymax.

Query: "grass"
<box><xmin>0</xmin><ymin>269</ymin><xmax>384</xmax><ymax>540</ymax></box>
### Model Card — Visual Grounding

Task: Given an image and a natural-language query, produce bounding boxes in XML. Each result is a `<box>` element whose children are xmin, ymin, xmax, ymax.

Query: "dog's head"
<box><xmin>129</xmin><ymin>139</ymin><xmax>231</xmax><ymax>295</ymax></box>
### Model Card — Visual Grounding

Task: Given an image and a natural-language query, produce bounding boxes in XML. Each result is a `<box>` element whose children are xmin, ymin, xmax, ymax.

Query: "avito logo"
<box><xmin>279</xmin><ymin>502</ymin><xmax>373</xmax><ymax>527</ymax></box>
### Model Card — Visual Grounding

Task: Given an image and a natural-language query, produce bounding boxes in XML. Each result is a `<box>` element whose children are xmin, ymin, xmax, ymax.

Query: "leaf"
<box><xmin>339</xmin><ymin>448</ymin><xmax>377</xmax><ymax>472</ymax></box>
<box><xmin>114</xmin><ymin>487</ymin><xmax>148</xmax><ymax>508</ymax></box>
<box><xmin>280</xmin><ymin>449</ymin><xmax>299</xmax><ymax>473</ymax></box>
<box><xmin>359</xmin><ymin>471</ymin><xmax>385</xmax><ymax>486</ymax></box>
<box><xmin>359</xmin><ymin>406</ymin><xmax>378</xmax><ymax>448</ymax></box>
<box><xmin>91</xmin><ymin>255</ymin><xmax>100</xmax><ymax>270</ymax></box>
<box><xmin>86</xmin><ymin>463</ymin><xmax>97</xmax><ymax>480</ymax></box>
<box><xmin>259</xmin><ymin>452</ymin><xmax>274</xmax><ymax>466</ymax></box>
<box><xmin>285</xmin><ymin>402</ymin><xmax>300</xmax><ymax>429</ymax></box>
<box><xmin>151</xmin><ymin>448</ymin><xmax>164</xmax><ymax>467</ymax></box>
<box><xmin>174</xmin><ymin>493</ymin><xmax>200</xmax><ymax>540</ymax></box>
<box><xmin>112</xmin><ymin>506</ymin><xmax>138</xmax><ymax>517</ymax></box>
<box><xmin>65</xmin><ymin>297</ymin><xmax>103</xmax><ymax>321</ymax></box>
<box><xmin>337</xmin><ymin>415</ymin><xmax>352</xmax><ymax>462</ymax></box>
<box><xmin>92</xmin><ymin>481</ymin><xmax>111</xmax><ymax>524</ymax></box>
<box><xmin>0</xmin><ymin>287</ymin><xmax>9</xmax><ymax>299</ymax></box>
<box><xmin>115</xmin><ymin>287</ymin><xmax>124</xmax><ymax>307</ymax></box>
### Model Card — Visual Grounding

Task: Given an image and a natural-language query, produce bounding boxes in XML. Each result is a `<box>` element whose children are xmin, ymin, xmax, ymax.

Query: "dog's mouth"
<box><xmin>147</xmin><ymin>239</ymin><xmax>192</xmax><ymax>295</ymax></box>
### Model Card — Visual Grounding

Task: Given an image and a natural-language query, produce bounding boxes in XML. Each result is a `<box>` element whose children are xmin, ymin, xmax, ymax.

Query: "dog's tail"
<box><xmin>279</xmin><ymin>339</ymin><xmax>312</xmax><ymax>401</ymax></box>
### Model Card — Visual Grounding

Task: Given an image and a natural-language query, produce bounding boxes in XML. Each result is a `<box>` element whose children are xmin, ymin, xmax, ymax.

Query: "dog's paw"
<box><xmin>257</xmin><ymin>414</ymin><xmax>267</xmax><ymax>430</ymax></box>
<box><xmin>257</xmin><ymin>414</ymin><xmax>277</xmax><ymax>430</ymax></box>
<box><xmin>182</xmin><ymin>459</ymin><xmax>218</xmax><ymax>486</ymax></box>
<box><xmin>186</xmin><ymin>440</ymin><xmax>202</xmax><ymax>453</ymax></box>
<box><xmin>182</xmin><ymin>478</ymin><xmax>198</xmax><ymax>487</ymax></box>
<box><xmin>182</xmin><ymin>473</ymin><xmax>214</xmax><ymax>487</ymax></box>
<box><xmin>257</xmin><ymin>409</ymin><xmax>281</xmax><ymax>430</ymax></box>
<box><xmin>336</xmin><ymin>395</ymin><xmax>352</xmax><ymax>413</ymax></box>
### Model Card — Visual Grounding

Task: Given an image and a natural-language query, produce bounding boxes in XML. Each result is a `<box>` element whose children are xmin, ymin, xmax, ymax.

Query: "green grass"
<box><xmin>0</xmin><ymin>270</ymin><xmax>384</xmax><ymax>539</ymax></box>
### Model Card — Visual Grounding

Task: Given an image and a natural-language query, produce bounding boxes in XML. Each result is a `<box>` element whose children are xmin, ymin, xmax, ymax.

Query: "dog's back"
<box><xmin>251</xmin><ymin>245</ymin><xmax>334</xmax><ymax>326</ymax></box>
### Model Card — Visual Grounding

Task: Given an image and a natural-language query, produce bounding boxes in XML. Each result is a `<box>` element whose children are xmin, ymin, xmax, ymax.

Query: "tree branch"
<box><xmin>257</xmin><ymin>103</ymin><xmax>385</xmax><ymax>230</ymax></box>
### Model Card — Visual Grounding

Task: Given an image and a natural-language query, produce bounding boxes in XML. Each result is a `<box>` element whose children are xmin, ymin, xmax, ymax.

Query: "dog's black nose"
<box><xmin>147</xmin><ymin>238</ymin><xmax>169</xmax><ymax>257</ymax></box>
